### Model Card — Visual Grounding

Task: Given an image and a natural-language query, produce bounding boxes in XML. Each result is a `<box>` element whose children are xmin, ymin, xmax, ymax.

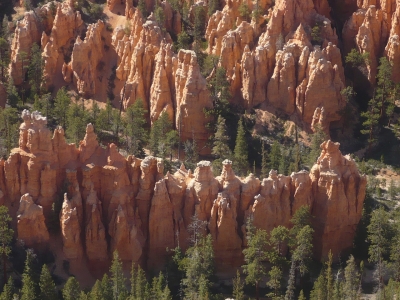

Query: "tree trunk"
<box><xmin>3</xmin><ymin>252</ymin><xmax>6</xmax><ymax>284</ymax></box>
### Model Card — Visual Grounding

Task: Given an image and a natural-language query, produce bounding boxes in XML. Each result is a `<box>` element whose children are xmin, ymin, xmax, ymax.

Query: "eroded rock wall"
<box><xmin>0</xmin><ymin>111</ymin><xmax>366</xmax><ymax>275</ymax></box>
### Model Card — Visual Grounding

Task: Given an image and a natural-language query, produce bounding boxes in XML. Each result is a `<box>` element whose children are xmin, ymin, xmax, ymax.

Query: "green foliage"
<box><xmin>111</xmin><ymin>251</ymin><xmax>128</xmax><ymax>300</ymax></box>
<box><xmin>207</xmin><ymin>67</ymin><xmax>231</xmax><ymax>119</ymax></box>
<box><xmin>89</xmin><ymin>280</ymin><xmax>104</xmax><ymax>300</ymax></box>
<box><xmin>175</xmin><ymin>29</ymin><xmax>191</xmax><ymax>51</ymax></box>
<box><xmin>39</xmin><ymin>265</ymin><xmax>57</xmax><ymax>300</ymax></box>
<box><xmin>183</xmin><ymin>138</ymin><xmax>199</xmax><ymax>170</ymax></box>
<box><xmin>0</xmin><ymin>206</ymin><xmax>13</xmax><ymax>285</ymax></box>
<box><xmin>232</xmin><ymin>270</ymin><xmax>244</xmax><ymax>300</ymax></box>
<box><xmin>0</xmin><ymin>107</ymin><xmax>19</xmax><ymax>158</ymax></box>
<box><xmin>27</xmin><ymin>43</ymin><xmax>44</xmax><ymax>97</ymax></box>
<box><xmin>150</xmin><ymin>272</ymin><xmax>172</xmax><ymax>300</ymax></box>
<box><xmin>311</xmin><ymin>22</ymin><xmax>323</xmax><ymax>45</ymax></box>
<box><xmin>208</xmin><ymin>0</ymin><xmax>218</xmax><ymax>16</ymax></box>
<box><xmin>238</xmin><ymin>1</ymin><xmax>250</xmax><ymax>22</ymax></box>
<box><xmin>100</xmin><ymin>274</ymin><xmax>113</xmax><ymax>300</ymax></box>
<box><xmin>0</xmin><ymin>37</ymin><xmax>10</xmax><ymax>83</ymax></box>
<box><xmin>243</xmin><ymin>218</ymin><xmax>269</xmax><ymax>299</ymax></box>
<box><xmin>0</xmin><ymin>276</ymin><xmax>14</xmax><ymax>300</ymax></box>
<box><xmin>290</xmin><ymin>205</ymin><xmax>312</xmax><ymax>238</ymax></box>
<box><xmin>86</xmin><ymin>3</ymin><xmax>104</xmax><ymax>21</ymax></box>
<box><xmin>138</xmin><ymin>0</ymin><xmax>148</xmax><ymax>18</ymax></box>
<box><xmin>154</xmin><ymin>2</ymin><xmax>165</xmax><ymax>31</ymax></box>
<box><xmin>233</xmin><ymin>118</ymin><xmax>248</xmax><ymax>176</ymax></box>
<box><xmin>149</xmin><ymin>111</ymin><xmax>177</xmax><ymax>158</ymax></box>
<box><xmin>260</xmin><ymin>141</ymin><xmax>268</xmax><ymax>179</ymax></box>
<box><xmin>308</xmin><ymin>124</ymin><xmax>327</xmax><ymax>165</ymax></box>
<box><xmin>345</xmin><ymin>49</ymin><xmax>370</xmax><ymax>67</ymax></box>
<box><xmin>63</xmin><ymin>277</ymin><xmax>81</xmax><ymax>300</ymax></box>
<box><xmin>53</xmin><ymin>87</ymin><xmax>71</xmax><ymax>129</ymax></box>
<box><xmin>193</xmin><ymin>5</ymin><xmax>206</xmax><ymax>42</ymax></box>
<box><xmin>66</xmin><ymin>102</ymin><xmax>90</xmax><ymax>145</ymax></box>
<box><xmin>212</xmin><ymin>115</ymin><xmax>232</xmax><ymax>175</ymax></box>
<box><xmin>6</xmin><ymin>77</ymin><xmax>19</xmax><ymax>107</ymax></box>
<box><xmin>21</xmin><ymin>250</ymin><xmax>37</xmax><ymax>300</ymax></box>
<box><xmin>124</xmin><ymin>99</ymin><xmax>148</xmax><ymax>157</ymax></box>
<box><xmin>181</xmin><ymin>215</ymin><xmax>214</xmax><ymax>299</ymax></box>
<box><xmin>343</xmin><ymin>255</ymin><xmax>361</xmax><ymax>300</ymax></box>
<box><xmin>269</xmin><ymin>141</ymin><xmax>281</xmax><ymax>171</ymax></box>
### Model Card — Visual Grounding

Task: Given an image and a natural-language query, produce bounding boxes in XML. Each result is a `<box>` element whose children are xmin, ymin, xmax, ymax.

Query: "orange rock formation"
<box><xmin>0</xmin><ymin>112</ymin><xmax>366</xmax><ymax>276</ymax></box>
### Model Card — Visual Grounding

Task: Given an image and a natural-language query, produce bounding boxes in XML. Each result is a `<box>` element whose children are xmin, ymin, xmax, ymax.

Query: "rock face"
<box><xmin>17</xmin><ymin>193</ymin><xmax>49</xmax><ymax>248</ymax></box>
<box><xmin>0</xmin><ymin>113</ymin><xmax>367</xmax><ymax>271</ymax></box>
<box><xmin>310</xmin><ymin>140</ymin><xmax>367</xmax><ymax>259</ymax></box>
<box><xmin>41</xmin><ymin>1</ymin><xmax>83</xmax><ymax>89</ymax></box>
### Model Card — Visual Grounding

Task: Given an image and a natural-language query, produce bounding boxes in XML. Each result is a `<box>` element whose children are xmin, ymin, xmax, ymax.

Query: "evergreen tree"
<box><xmin>6</xmin><ymin>77</ymin><xmax>19</xmax><ymax>107</ymax></box>
<box><xmin>260</xmin><ymin>141</ymin><xmax>268</xmax><ymax>179</ymax></box>
<box><xmin>309</xmin><ymin>272</ymin><xmax>327</xmax><ymax>300</ymax></box>
<box><xmin>21</xmin><ymin>250</ymin><xmax>37</xmax><ymax>300</ymax></box>
<box><xmin>18</xmin><ymin>51</ymin><xmax>28</xmax><ymax>83</ymax></box>
<box><xmin>298</xmin><ymin>290</ymin><xmax>306</xmax><ymax>300</ymax></box>
<box><xmin>367</xmin><ymin>207</ymin><xmax>393</xmax><ymax>296</ymax></box>
<box><xmin>66</xmin><ymin>102</ymin><xmax>90</xmax><ymax>145</ymax></box>
<box><xmin>0</xmin><ymin>37</ymin><xmax>10</xmax><ymax>83</ymax></box>
<box><xmin>151</xmin><ymin>272</ymin><xmax>171</xmax><ymax>300</ymax></box>
<box><xmin>268</xmin><ymin>225</ymin><xmax>289</xmax><ymax>267</ymax></box>
<box><xmin>110</xmin><ymin>251</ymin><xmax>128</xmax><ymax>300</ymax></box>
<box><xmin>242</xmin><ymin>218</ymin><xmax>269</xmax><ymax>300</ymax></box>
<box><xmin>149</xmin><ymin>112</ymin><xmax>173</xmax><ymax>156</ymax></box>
<box><xmin>175</xmin><ymin>29</ymin><xmax>190</xmax><ymax>51</ymax></box>
<box><xmin>361</xmin><ymin>97</ymin><xmax>380</xmax><ymax>153</ymax></box>
<box><xmin>53</xmin><ymin>87</ymin><xmax>71</xmax><ymax>129</ymax></box>
<box><xmin>212</xmin><ymin>115</ymin><xmax>231</xmax><ymax>175</ymax></box>
<box><xmin>134</xmin><ymin>266</ymin><xmax>148</xmax><ymax>300</ymax></box>
<box><xmin>63</xmin><ymin>277</ymin><xmax>81</xmax><ymax>300</ymax></box>
<box><xmin>193</xmin><ymin>6</ymin><xmax>206</xmax><ymax>43</ymax></box>
<box><xmin>325</xmin><ymin>250</ymin><xmax>334</xmax><ymax>300</ymax></box>
<box><xmin>232</xmin><ymin>270</ymin><xmax>244</xmax><ymax>300</ymax></box>
<box><xmin>269</xmin><ymin>141</ymin><xmax>281</xmax><ymax>171</ymax></box>
<box><xmin>138</xmin><ymin>0</ymin><xmax>148</xmax><ymax>18</ymax></box>
<box><xmin>308</xmin><ymin>124</ymin><xmax>326</xmax><ymax>165</ymax></box>
<box><xmin>289</xmin><ymin>205</ymin><xmax>312</xmax><ymax>239</ymax></box>
<box><xmin>183</xmin><ymin>138</ymin><xmax>199</xmax><ymax>170</ymax></box>
<box><xmin>154</xmin><ymin>1</ymin><xmax>165</xmax><ymax>31</ymax></box>
<box><xmin>0</xmin><ymin>277</ymin><xmax>14</xmax><ymax>300</ymax></box>
<box><xmin>233</xmin><ymin>118</ymin><xmax>248</xmax><ymax>176</ymax></box>
<box><xmin>0</xmin><ymin>206</ymin><xmax>13</xmax><ymax>284</ymax></box>
<box><xmin>27</xmin><ymin>43</ymin><xmax>44</xmax><ymax>97</ymax></box>
<box><xmin>266</xmin><ymin>266</ymin><xmax>283</xmax><ymax>299</ymax></box>
<box><xmin>343</xmin><ymin>255</ymin><xmax>361</xmax><ymax>300</ymax></box>
<box><xmin>238</xmin><ymin>1</ymin><xmax>251</xmax><ymax>22</ymax></box>
<box><xmin>100</xmin><ymin>274</ymin><xmax>113</xmax><ymax>300</ymax></box>
<box><xmin>390</xmin><ymin>228</ymin><xmax>400</xmax><ymax>282</ymax></box>
<box><xmin>39</xmin><ymin>265</ymin><xmax>57</xmax><ymax>300</ymax></box>
<box><xmin>207</xmin><ymin>67</ymin><xmax>231</xmax><ymax>120</ymax></box>
<box><xmin>208</xmin><ymin>0</ymin><xmax>218</xmax><ymax>16</ymax></box>
<box><xmin>89</xmin><ymin>280</ymin><xmax>104</xmax><ymax>300</ymax></box>
<box><xmin>124</xmin><ymin>99</ymin><xmax>147</xmax><ymax>157</ymax></box>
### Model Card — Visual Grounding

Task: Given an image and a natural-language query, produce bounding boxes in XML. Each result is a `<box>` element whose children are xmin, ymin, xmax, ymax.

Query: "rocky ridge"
<box><xmin>0</xmin><ymin>111</ymin><xmax>366</xmax><ymax>276</ymax></box>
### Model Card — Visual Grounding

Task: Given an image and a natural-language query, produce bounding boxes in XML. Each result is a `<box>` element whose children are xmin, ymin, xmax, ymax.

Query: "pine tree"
<box><xmin>308</xmin><ymin>124</ymin><xmax>326</xmax><ymax>165</ymax></box>
<box><xmin>53</xmin><ymin>87</ymin><xmax>71</xmax><ymax>129</ymax></box>
<box><xmin>138</xmin><ymin>0</ymin><xmax>147</xmax><ymax>18</ymax></box>
<box><xmin>135</xmin><ymin>266</ymin><xmax>148</xmax><ymax>300</ymax></box>
<box><xmin>0</xmin><ymin>206</ymin><xmax>13</xmax><ymax>284</ymax></box>
<box><xmin>343</xmin><ymin>255</ymin><xmax>361</xmax><ymax>300</ymax></box>
<box><xmin>266</xmin><ymin>266</ymin><xmax>283</xmax><ymax>299</ymax></box>
<box><xmin>39</xmin><ymin>265</ymin><xmax>57</xmax><ymax>300</ymax></box>
<box><xmin>298</xmin><ymin>290</ymin><xmax>306</xmax><ymax>300</ymax></box>
<box><xmin>0</xmin><ymin>277</ymin><xmax>14</xmax><ymax>300</ymax></box>
<box><xmin>27</xmin><ymin>43</ymin><xmax>44</xmax><ymax>97</ymax></box>
<box><xmin>193</xmin><ymin>6</ymin><xmax>206</xmax><ymax>43</ymax></box>
<box><xmin>309</xmin><ymin>272</ymin><xmax>327</xmax><ymax>300</ymax></box>
<box><xmin>100</xmin><ymin>274</ymin><xmax>113</xmax><ymax>300</ymax></box>
<box><xmin>21</xmin><ymin>250</ymin><xmax>37</xmax><ymax>300</ymax></box>
<box><xmin>361</xmin><ymin>97</ymin><xmax>380</xmax><ymax>153</ymax></box>
<box><xmin>289</xmin><ymin>205</ymin><xmax>312</xmax><ymax>239</ymax></box>
<box><xmin>89</xmin><ymin>280</ymin><xmax>103</xmax><ymax>300</ymax></box>
<box><xmin>367</xmin><ymin>207</ymin><xmax>392</xmax><ymax>296</ymax></box>
<box><xmin>18</xmin><ymin>51</ymin><xmax>28</xmax><ymax>83</ymax></box>
<box><xmin>268</xmin><ymin>225</ymin><xmax>289</xmax><ymax>267</ymax></box>
<box><xmin>212</xmin><ymin>115</ymin><xmax>231</xmax><ymax>175</ymax></box>
<box><xmin>6</xmin><ymin>77</ymin><xmax>19</xmax><ymax>107</ymax></box>
<box><xmin>175</xmin><ymin>29</ymin><xmax>190</xmax><ymax>51</ymax></box>
<box><xmin>243</xmin><ymin>218</ymin><xmax>269</xmax><ymax>300</ymax></box>
<box><xmin>66</xmin><ymin>102</ymin><xmax>90</xmax><ymax>145</ymax></box>
<box><xmin>233</xmin><ymin>118</ymin><xmax>248</xmax><ymax>176</ymax></box>
<box><xmin>151</xmin><ymin>272</ymin><xmax>171</xmax><ymax>300</ymax></box>
<box><xmin>124</xmin><ymin>99</ymin><xmax>148</xmax><ymax>157</ymax></box>
<box><xmin>149</xmin><ymin>112</ymin><xmax>173</xmax><ymax>156</ymax></box>
<box><xmin>207</xmin><ymin>67</ymin><xmax>231</xmax><ymax>119</ymax></box>
<box><xmin>232</xmin><ymin>270</ymin><xmax>244</xmax><ymax>300</ymax></box>
<box><xmin>260</xmin><ymin>141</ymin><xmax>268</xmax><ymax>179</ymax></box>
<box><xmin>269</xmin><ymin>141</ymin><xmax>281</xmax><ymax>171</ymax></box>
<box><xmin>154</xmin><ymin>2</ymin><xmax>165</xmax><ymax>31</ymax></box>
<box><xmin>63</xmin><ymin>277</ymin><xmax>81</xmax><ymax>300</ymax></box>
<box><xmin>325</xmin><ymin>250</ymin><xmax>334</xmax><ymax>300</ymax></box>
<box><xmin>110</xmin><ymin>251</ymin><xmax>127</xmax><ymax>300</ymax></box>
<box><xmin>208</xmin><ymin>0</ymin><xmax>218</xmax><ymax>16</ymax></box>
<box><xmin>0</xmin><ymin>37</ymin><xmax>10</xmax><ymax>83</ymax></box>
